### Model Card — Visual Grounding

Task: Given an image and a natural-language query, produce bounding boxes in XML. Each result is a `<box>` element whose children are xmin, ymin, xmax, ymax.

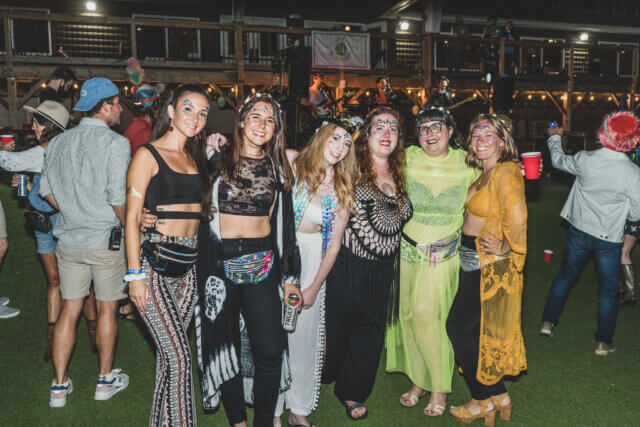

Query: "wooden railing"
<box><xmin>1</xmin><ymin>11</ymin><xmax>639</xmax><ymax>129</ymax></box>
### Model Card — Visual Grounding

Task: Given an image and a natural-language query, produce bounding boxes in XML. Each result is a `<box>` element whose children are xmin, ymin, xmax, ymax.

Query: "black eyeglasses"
<box><xmin>417</xmin><ymin>122</ymin><xmax>446</xmax><ymax>136</ymax></box>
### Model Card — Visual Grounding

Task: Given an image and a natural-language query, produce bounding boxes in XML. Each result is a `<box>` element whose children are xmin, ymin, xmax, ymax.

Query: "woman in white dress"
<box><xmin>274</xmin><ymin>122</ymin><xmax>357</xmax><ymax>427</ymax></box>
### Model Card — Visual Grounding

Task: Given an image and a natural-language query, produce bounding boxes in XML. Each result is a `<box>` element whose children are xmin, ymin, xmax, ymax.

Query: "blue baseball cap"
<box><xmin>73</xmin><ymin>77</ymin><xmax>119</xmax><ymax>112</ymax></box>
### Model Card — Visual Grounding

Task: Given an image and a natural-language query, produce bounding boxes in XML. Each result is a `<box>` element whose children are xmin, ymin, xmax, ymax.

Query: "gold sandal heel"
<box><xmin>492</xmin><ymin>392</ymin><xmax>513</xmax><ymax>421</ymax></box>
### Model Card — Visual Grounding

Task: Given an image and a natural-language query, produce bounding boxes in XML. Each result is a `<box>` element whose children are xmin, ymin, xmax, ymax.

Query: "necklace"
<box><xmin>244</xmin><ymin>150</ymin><xmax>265</xmax><ymax>159</ymax></box>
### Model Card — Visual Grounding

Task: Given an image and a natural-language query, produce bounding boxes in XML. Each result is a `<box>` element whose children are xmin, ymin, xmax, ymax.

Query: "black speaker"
<box><xmin>287</xmin><ymin>46</ymin><xmax>311</xmax><ymax>98</ymax></box>
<box><xmin>493</xmin><ymin>77</ymin><xmax>515</xmax><ymax>112</ymax></box>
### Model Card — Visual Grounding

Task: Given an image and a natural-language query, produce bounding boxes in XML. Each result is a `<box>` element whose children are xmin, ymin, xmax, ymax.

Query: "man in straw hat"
<box><xmin>540</xmin><ymin>111</ymin><xmax>640</xmax><ymax>355</ymax></box>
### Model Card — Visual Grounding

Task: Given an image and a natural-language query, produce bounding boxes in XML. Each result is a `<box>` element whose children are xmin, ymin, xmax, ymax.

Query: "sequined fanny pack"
<box><xmin>459</xmin><ymin>246</ymin><xmax>480</xmax><ymax>272</ymax></box>
<box><xmin>402</xmin><ymin>232</ymin><xmax>459</xmax><ymax>265</ymax></box>
<box><xmin>223</xmin><ymin>250</ymin><xmax>274</xmax><ymax>284</ymax></box>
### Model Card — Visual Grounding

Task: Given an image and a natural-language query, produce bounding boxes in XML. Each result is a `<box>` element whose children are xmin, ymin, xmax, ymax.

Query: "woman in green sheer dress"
<box><xmin>386</xmin><ymin>106</ymin><xmax>478</xmax><ymax>416</ymax></box>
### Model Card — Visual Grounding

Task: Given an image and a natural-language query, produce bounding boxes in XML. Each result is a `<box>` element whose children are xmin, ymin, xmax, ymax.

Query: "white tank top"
<box><xmin>303</xmin><ymin>203</ymin><xmax>323</xmax><ymax>226</ymax></box>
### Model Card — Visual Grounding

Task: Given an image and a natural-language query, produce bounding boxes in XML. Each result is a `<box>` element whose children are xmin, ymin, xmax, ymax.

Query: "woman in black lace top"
<box><xmin>323</xmin><ymin>107</ymin><xmax>412</xmax><ymax>420</ymax></box>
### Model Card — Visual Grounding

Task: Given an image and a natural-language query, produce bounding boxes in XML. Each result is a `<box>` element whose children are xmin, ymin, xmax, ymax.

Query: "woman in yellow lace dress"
<box><xmin>446</xmin><ymin>113</ymin><xmax>527</xmax><ymax>425</ymax></box>
<box><xmin>386</xmin><ymin>106</ymin><xmax>478</xmax><ymax>416</ymax></box>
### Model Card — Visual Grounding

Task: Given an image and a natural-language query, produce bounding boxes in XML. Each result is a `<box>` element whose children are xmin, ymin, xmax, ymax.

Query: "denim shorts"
<box><xmin>34</xmin><ymin>213</ymin><xmax>58</xmax><ymax>254</ymax></box>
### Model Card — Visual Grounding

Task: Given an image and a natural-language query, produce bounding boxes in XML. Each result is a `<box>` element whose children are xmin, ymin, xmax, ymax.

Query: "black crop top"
<box><xmin>218</xmin><ymin>156</ymin><xmax>277</xmax><ymax>217</ymax></box>
<box><xmin>142</xmin><ymin>144</ymin><xmax>202</xmax><ymax>220</ymax></box>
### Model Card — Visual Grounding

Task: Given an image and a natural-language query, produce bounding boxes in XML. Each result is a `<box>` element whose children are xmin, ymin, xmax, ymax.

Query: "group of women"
<box><xmin>117</xmin><ymin>83</ymin><xmax>528</xmax><ymax>427</ymax></box>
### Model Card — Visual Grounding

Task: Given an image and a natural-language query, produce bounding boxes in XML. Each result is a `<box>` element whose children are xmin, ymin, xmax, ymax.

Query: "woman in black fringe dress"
<box><xmin>322</xmin><ymin>106</ymin><xmax>412</xmax><ymax>420</ymax></box>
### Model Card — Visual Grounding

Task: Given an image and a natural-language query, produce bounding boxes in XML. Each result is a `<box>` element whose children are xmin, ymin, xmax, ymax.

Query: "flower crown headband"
<box><xmin>365</xmin><ymin>106</ymin><xmax>400</xmax><ymax>122</ymax></box>
<box><xmin>238</xmin><ymin>92</ymin><xmax>282</xmax><ymax>115</ymax></box>
<box><xmin>416</xmin><ymin>105</ymin><xmax>453</xmax><ymax>124</ymax></box>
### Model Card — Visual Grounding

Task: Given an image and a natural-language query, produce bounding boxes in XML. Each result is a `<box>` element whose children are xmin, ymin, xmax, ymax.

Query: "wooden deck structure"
<box><xmin>1</xmin><ymin>11</ymin><xmax>639</xmax><ymax>131</ymax></box>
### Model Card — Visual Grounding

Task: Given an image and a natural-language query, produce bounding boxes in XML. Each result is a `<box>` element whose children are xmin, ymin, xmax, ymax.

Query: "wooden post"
<box><xmin>234</xmin><ymin>22</ymin><xmax>244</xmax><ymax>100</ymax></box>
<box><xmin>565</xmin><ymin>46</ymin><xmax>574</xmax><ymax>131</ymax></box>
<box><xmin>3</xmin><ymin>12</ymin><xmax>18</xmax><ymax>129</ymax></box>
<box><xmin>130</xmin><ymin>20</ymin><xmax>138</xmax><ymax>59</ymax></box>
<box><xmin>498</xmin><ymin>39</ymin><xmax>505</xmax><ymax>77</ymax></box>
<box><xmin>424</xmin><ymin>34</ymin><xmax>432</xmax><ymax>102</ymax></box>
<box><xmin>337</xmin><ymin>69</ymin><xmax>344</xmax><ymax>101</ymax></box>
<box><xmin>631</xmin><ymin>46</ymin><xmax>638</xmax><ymax>106</ymax></box>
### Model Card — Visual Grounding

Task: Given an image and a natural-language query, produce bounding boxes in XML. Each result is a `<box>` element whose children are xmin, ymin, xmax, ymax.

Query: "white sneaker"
<box><xmin>94</xmin><ymin>369</ymin><xmax>129</xmax><ymax>400</ymax></box>
<box><xmin>50</xmin><ymin>378</ymin><xmax>73</xmax><ymax>408</ymax></box>
<box><xmin>0</xmin><ymin>297</ymin><xmax>9</xmax><ymax>305</ymax></box>
<box><xmin>0</xmin><ymin>304</ymin><xmax>19</xmax><ymax>319</ymax></box>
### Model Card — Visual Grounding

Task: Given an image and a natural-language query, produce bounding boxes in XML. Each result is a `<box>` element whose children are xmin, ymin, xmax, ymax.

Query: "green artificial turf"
<box><xmin>1</xmin><ymin>182</ymin><xmax>639</xmax><ymax>426</ymax></box>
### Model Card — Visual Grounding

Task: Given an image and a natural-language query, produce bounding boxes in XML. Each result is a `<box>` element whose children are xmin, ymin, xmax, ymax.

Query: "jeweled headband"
<box><xmin>416</xmin><ymin>105</ymin><xmax>453</xmax><ymax>127</ymax></box>
<box><xmin>238</xmin><ymin>92</ymin><xmax>282</xmax><ymax>116</ymax></box>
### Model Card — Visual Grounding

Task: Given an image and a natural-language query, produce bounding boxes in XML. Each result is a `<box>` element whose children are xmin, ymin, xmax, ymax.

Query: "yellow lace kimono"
<box><xmin>472</xmin><ymin>161</ymin><xmax>527</xmax><ymax>385</ymax></box>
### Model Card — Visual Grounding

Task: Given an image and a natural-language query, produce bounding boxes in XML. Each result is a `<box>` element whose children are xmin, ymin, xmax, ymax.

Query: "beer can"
<box><xmin>282</xmin><ymin>293</ymin><xmax>300</xmax><ymax>332</ymax></box>
<box><xmin>17</xmin><ymin>174</ymin><xmax>28</xmax><ymax>197</ymax></box>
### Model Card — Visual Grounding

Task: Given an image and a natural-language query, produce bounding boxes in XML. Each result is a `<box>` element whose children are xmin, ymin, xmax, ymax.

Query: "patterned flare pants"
<box><xmin>139</xmin><ymin>233</ymin><xmax>198</xmax><ymax>427</ymax></box>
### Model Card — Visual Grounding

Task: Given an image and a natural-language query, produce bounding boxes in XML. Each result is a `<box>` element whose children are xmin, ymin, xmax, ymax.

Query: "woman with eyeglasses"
<box><xmin>386</xmin><ymin>106</ymin><xmax>479</xmax><ymax>417</ymax></box>
<box><xmin>0</xmin><ymin>101</ymin><xmax>98</xmax><ymax>361</ymax></box>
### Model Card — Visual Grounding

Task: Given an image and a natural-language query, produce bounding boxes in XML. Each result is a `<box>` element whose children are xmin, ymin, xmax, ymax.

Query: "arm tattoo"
<box><xmin>127</xmin><ymin>186</ymin><xmax>143</xmax><ymax>199</ymax></box>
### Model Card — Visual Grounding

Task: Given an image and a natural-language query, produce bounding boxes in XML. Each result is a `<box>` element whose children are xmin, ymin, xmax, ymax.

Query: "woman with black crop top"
<box><xmin>195</xmin><ymin>93</ymin><xmax>302</xmax><ymax>427</ymax></box>
<box><xmin>125</xmin><ymin>84</ymin><xmax>214</xmax><ymax>426</ymax></box>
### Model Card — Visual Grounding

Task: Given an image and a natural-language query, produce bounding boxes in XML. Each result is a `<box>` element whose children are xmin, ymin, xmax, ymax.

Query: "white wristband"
<box><xmin>123</xmin><ymin>273</ymin><xmax>146</xmax><ymax>283</ymax></box>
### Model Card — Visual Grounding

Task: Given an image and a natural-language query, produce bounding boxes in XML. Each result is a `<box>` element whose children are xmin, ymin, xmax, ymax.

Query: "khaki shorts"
<box><xmin>56</xmin><ymin>237</ymin><xmax>126</xmax><ymax>301</ymax></box>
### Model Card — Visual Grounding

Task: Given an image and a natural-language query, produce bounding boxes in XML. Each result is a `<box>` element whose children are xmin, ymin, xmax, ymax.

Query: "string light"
<box><xmin>473</xmin><ymin>93</ymin><xmax>477</xmax><ymax>98</ymax></box>
<box><xmin>206</xmin><ymin>87</ymin><xmax>212</xmax><ymax>93</ymax></box>
<box><xmin>41</xmin><ymin>82</ymin><xmax>47</xmax><ymax>88</ymax></box>
<box><xmin>124</xmin><ymin>85</ymin><xmax>128</xmax><ymax>92</ymax></box>
<box><xmin>561</xmin><ymin>94</ymin><xmax>567</xmax><ymax>100</ymax></box>
<box><xmin>541</xmin><ymin>94</ymin><xmax>546</xmax><ymax>100</ymax></box>
<box><xmin>407</xmin><ymin>89</ymin><xmax>412</xmax><ymax>94</ymax></box>
<box><xmin>231</xmin><ymin>87</ymin><xmax>235</xmax><ymax>93</ymax></box>
<box><xmin>366</xmin><ymin>91</ymin><xmax>370</xmax><ymax>96</ymax></box>
<box><xmin>577</xmin><ymin>95</ymin><xmax>583</xmax><ymax>101</ymax></box>
<box><xmin>251</xmin><ymin>87</ymin><xmax>256</xmax><ymax>94</ymax></box>
<box><xmin>451</xmin><ymin>92</ymin><xmax>456</xmax><ymax>98</ymax></box>
<box><xmin>527</xmin><ymin>94</ymin><xmax>532</xmax><ymax>100</ymax></box>
<box><xmin>589</xmin><ymin>95</ymin><xmax>595</xmax><ymax>101</ymax></box>
<box><xmin>73</xmin><ymin>83</ymin><xmax>79</xmax><ymax>89</ymax></box>
<box><xmin>607</xmin><ymin>96</ymin><xmax>612</xmax><ymax>101</ymax></box>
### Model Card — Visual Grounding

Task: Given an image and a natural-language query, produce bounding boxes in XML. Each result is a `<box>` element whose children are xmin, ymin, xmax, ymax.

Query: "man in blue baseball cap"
<box><xmin>40</xmin><ymin>77</ymin><xmax>130</xmax><ymax>407</ymax></box>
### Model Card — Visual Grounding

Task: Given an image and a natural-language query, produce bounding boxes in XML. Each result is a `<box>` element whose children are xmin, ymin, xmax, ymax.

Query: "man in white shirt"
<box><xmin>540</xmin><ymin>111</ymin><xmax>640</xmax><ymax>355</ymax></box>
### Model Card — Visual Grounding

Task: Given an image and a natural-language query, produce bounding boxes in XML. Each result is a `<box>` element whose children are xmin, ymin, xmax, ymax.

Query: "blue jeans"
<box><xmin>542</xmin><ymin>226</ymin><xmax>621</xmax><ymax>343</ymax></box>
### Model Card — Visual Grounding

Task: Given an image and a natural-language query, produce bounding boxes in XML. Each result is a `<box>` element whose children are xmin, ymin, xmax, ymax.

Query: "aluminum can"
<box><xmin>282</xmin><ymin>293</ymin><xmax>300</xmax><ymax>332</ymax></box>
<box><xmin>17</xmin><ymin>174</ymin><xmax>28</xmax><ymax>197</ymax></box>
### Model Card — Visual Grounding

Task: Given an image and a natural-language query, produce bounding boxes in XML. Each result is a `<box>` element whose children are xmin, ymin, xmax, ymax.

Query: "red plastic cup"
<box><xmin>521</xmin><ymin>152</ymin><xmax>541</xmax><ymax>180</ymax></box>
<box><xmin>0</xmin><ymin>134</ymin><xmax>13</xmax><ymax>144</ymax></box>
<box><xmin>543</xmin><ymin>249</ymin><xmax>553</xmax><ymax>263</ymax></box>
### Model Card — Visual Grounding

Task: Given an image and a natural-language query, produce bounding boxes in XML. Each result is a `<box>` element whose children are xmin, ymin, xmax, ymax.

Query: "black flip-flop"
<box><xmin>342</xmin><ymin>401</ymin><xmax>368</xmax><ymax>421</ymax></box>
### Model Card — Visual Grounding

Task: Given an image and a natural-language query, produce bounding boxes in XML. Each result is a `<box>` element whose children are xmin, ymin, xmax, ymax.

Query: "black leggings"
<box><xmin>219</xmin><ymin>237</ymin><xmax>284</xmax><ymax>427</ymax></box>
<box><xmin>446</xmin><ymin>239</ymin><xmax>506</xmax><ymax>400</ymax></box>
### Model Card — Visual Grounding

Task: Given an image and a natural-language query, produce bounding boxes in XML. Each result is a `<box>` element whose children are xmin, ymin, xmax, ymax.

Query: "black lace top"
<box><xmin>218</xmin><ymin>156</ymin><xmax>277</xmax><ymax>216</ymax></box>
<box><xmin>344</xmin><ymin>181</ymin><xmax>413</xmax><ymax>260</ymax></box>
